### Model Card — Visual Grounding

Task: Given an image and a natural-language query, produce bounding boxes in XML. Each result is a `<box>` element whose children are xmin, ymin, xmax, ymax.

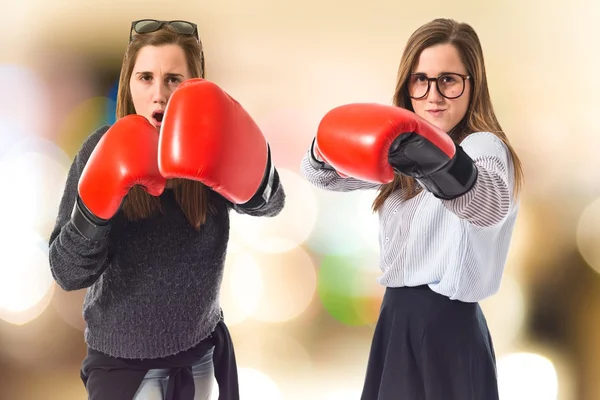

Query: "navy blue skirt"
<box><xmin>361</xmin><ymin>285</ymin><xmax>499</xmax><ymax>400</ymax></box>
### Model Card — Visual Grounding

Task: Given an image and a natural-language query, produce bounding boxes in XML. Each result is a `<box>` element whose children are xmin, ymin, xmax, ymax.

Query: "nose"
<box><xmin>426</xmin><ymin>81</ymin><xmax>443</xmax><ymax>103</ymax></box>
<box><xmin>151</xmin><ymin>81</ymin><xmax>168</xmax><ymax>105</ymax></box>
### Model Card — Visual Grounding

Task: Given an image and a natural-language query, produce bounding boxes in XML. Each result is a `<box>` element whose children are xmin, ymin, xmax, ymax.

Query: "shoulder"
<box><xmin>459</xmin><ymin>131</ymin><xmax>510</xmax><ymax>162</ymax></box>
<box><xmin>82</xmin><ymin>125</ymin><xmax>111</xmax><ymax>152</ymax></box>
<box><xmin>75</xmin><ymin>125</ymin><xmax>111</xmax><ymax>165</ymax></box>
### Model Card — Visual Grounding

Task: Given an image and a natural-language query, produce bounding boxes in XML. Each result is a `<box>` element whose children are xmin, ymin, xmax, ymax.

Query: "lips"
<box><xmin>426</xmin><ymin>109</ymin><xmax>446</xmax><ymax>116</ymax></box>
<box><xmin>151</xmin><ymin>110</ymin><xmax>164</xmax><ymax>126</ymax></box>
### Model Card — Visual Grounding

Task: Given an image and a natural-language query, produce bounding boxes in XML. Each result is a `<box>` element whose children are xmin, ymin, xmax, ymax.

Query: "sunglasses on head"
<box><xmin>129</xmin><ymin>19</ymin><xmax>205</xmax><ymax>78</ymax></box>
<box><xmin>129</xmin><ymin>19</ymin><xmax>199</xmax><ymax>42</ymax></box>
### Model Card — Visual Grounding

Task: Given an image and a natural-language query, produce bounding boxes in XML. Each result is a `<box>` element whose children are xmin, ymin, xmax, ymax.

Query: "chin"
<box><xmin>428</xmin><ymin>119</ymin><xmax>449</xmax><ymax>133</ymax></box>
<box><xmin>439</xmin><ymin>124</ymin><xmax>452</xmax><ymax>133</ymax></box>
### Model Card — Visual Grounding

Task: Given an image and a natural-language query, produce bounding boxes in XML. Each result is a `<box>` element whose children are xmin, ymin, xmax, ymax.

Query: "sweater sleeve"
<box><xmin>48</xmin><ymin>126</ymin><xmax>111</xmax><ymax>291</ymax></box>
<box><xmin>232</xmin><ymin>167</ymin><xmax>286</xmax><ymax>217</ymax></box>
<box><xmin>440</xmin><ymin>132</ymin><xmax>515</xmax><ymax>228</ymax></box>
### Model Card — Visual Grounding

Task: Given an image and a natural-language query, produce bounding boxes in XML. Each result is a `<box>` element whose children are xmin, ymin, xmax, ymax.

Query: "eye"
<box><xmin>166</xmin><ymin>76</ymin><xmax>181</xmax><ymax>84</ymax></box>
<box><xmin>139</xmin><ymin>74</ymin><xmax>152</xmax><ymax>82</ymax></box>
<box><xmin>440</xmin><ymin>75</ymin><xmax>457</xmax><ymax>84</ymax></box>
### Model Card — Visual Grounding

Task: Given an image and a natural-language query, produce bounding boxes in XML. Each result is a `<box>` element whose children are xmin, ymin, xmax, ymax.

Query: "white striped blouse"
<box><xmin>299</xmin><ymin>131</ymin><xmax>520</xmax><ymax>303</ymax></box>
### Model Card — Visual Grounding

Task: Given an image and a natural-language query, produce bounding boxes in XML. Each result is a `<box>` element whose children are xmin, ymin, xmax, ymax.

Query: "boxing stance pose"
<box><xmin>301</xmin><ymin>18</ymin><xmax>523</xmax><ymax>400</ymax></box>
<box><xmin>49</xmin><ymin>20</ymin><xmax>285</xmax><ymax>400</ymax></box>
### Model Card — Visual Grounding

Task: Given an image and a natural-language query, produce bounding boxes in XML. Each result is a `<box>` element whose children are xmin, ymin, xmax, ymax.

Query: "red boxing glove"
<box><xmin>307</xmin><ymin>137</ymin><xmax>348</xmax><ymax>178</ymax></box>
<box><xmin>316</xmin><ymin>103</ymin><xmax>477</xmax><ymax>199</ymax></box>
<box><xmin>159</xmin><ymin>78</ymin><xmax>274</xmax><ymax>207</ymax></box>
<box><xmin>73</xmin><ymin>115</ymin><xmax>166</xmax><ymax>239</ymax></box>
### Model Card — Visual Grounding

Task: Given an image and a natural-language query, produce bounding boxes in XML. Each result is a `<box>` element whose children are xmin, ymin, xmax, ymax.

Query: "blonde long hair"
<box><xmin>372</xmin><ymin>18</ymin><xmax>523</xmax><ymax>212</ymax></box>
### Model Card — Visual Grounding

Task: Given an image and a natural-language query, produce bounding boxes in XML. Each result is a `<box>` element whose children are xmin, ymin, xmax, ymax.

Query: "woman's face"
<box><xmin>129</xmin><ymin>44</ymin><xmax>192</xmax><ymax>130</ymax></box>
<box><xmin>408</xmin><ymin>43</ymin><xmax>471</xmax><ymax>133</ymax></box>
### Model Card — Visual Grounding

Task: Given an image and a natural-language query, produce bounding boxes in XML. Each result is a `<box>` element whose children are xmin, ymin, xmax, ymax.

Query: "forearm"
<box><xmin>441</xmin><ymin>156</ymin><xmax>511</xmax><ymax>227</ymax></box>
<box><xmin>49</xmin><ymin>221</ymin><xmax>110</xmax><ymax>291</ymax></box>
<box><xmin>234</xmin><ymin>167</ymin><xmax>285</xmax><ymax>217</ymax></box>
<box><xmin>48</xmin><ymin>127</ymin><xmax>112</xmax><ymax>291</ymax></box>
<box><xmin>299</xmin><ymin>151</ymin><xmax>380</xmax><ymax>192</ymax></box>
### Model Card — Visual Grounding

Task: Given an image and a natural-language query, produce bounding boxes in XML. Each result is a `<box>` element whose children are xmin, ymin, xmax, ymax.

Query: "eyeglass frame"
<box><xmin>129</xmin><ymin>19</ymin><xmax>200</xmax><ymax>42</ymax></box>
<box><xmin>407</xmin><ymin>72</ymin><xmax>471</xmax><ymax>100</ymax></box>
<box><xmin>128</xmin><ymin>19</ymin><xmax>205</xmax><ymax>78</ymax></box>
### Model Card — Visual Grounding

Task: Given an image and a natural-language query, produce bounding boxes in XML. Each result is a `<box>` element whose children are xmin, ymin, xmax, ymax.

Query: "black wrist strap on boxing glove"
<box><xmin>388</xmin><ymin>133</ymin><xmax>478</xmax><ymax>200</ymax></box>
<box><xmin>237</xmin><ymin>144</ymin><xmax>279</xmax><ymax>211</ymax></box>
<box><xmin>418</xmin><ymin>145</ymin><xmax>478</xmax><ymax>200</ymax></box>
<box><xmin>70</xmin><ymin>197</ymin><xmax>111</xmax><ymax>241</ymax></box>
<box><xmin>307</xmin><ymin>137</ymin><xmax>336</xmax><ymax>171</ymax></box>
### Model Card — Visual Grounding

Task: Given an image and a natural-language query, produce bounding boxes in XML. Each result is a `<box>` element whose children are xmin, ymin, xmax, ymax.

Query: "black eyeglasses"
<box><xmin>129</xmin><ymin>19</ymin><xmax>199</xmax><ymax>42</ymax></box>
<box><xmin>407</xmin><ymin>73</ymin><xmax>471</xmax><ymax>100</ymax></box>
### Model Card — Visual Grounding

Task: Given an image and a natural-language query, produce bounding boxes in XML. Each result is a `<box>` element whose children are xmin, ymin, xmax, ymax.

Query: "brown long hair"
<box><xmin>372</xmin><ymin>18</ymin><xmax>524</xmax><ymax>212</ymax></box>
<box><xmin>116</xmin><ymin>24</ymin><xmax>214</xmax><ymax>229</ymax></box>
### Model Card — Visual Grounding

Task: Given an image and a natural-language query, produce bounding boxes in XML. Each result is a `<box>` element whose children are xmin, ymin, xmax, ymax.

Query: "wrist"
<box><xmin>428</xmin><ymin>145</ymin><xmax>478</xmax><ymax>200</ymax></box>
<box><xmin>237</xmin><ymin>144</ymin><xmax>278</xmax><ymax>211</ymax></box>
<box><xmin>70</xmin><ymin>197</ymin><xmax>111</xmax><ymax>240</ymax></box>
<box><xmin>308</xmin><ymin>138</ymin><xmax>336</xmax><ymax>171</ymax></box>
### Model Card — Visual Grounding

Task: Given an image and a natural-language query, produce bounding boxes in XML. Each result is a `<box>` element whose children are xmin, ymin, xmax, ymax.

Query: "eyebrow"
<box><xmin>135</xmin><ymin>71</ymin><xmax>185</xmax><ymax>78</ymax></box>
<box><xmin>411</xmin><ymin>71</ymin><xmax>466</xmax><ymax>75</ymax></box>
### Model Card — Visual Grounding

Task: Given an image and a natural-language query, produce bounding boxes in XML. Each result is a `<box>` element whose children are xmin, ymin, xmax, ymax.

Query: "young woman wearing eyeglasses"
<box><xmin>48</xmin><ymin>19</ymin><xmax>285</xmax><ymax>400</ymax></box>
<box><xmin>300</xmin><ymin>18</ymin><xmax>524</xmax><ymax>399</ymax></box>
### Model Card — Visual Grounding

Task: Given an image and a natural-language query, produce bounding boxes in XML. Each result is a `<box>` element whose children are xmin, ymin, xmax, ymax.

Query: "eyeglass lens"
<box><xmin>134</xmin><ymin>20</ymin><xmax>162</xmax><ymax>34</ymax></box>
<box><xmin>408</xmin><ymin>73</ymin><xmax>465</xmax><ymax>99</ymax></box>
<box><xmin>169</xmin><ymin>21</ymin><xmax>195</xmax><ymax>35</ymax></box>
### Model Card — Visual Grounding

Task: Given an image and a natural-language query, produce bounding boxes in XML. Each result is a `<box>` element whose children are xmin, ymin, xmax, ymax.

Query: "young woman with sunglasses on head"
<box><xmin>301</xmin><ymin>18</ymin><xmax>523</xmax><ymax>400</ymax></box>
<box><xmin>49</xmin><ymin>19</ymin><xmax>285</xmax><ymax>400</ymax></box>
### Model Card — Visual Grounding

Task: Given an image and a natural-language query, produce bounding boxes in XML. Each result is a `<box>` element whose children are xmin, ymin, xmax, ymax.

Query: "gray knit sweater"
<box><xmin>49</xmin><ymin>126</ymin><xmax>285</xmax><ymax>359</ymax></box>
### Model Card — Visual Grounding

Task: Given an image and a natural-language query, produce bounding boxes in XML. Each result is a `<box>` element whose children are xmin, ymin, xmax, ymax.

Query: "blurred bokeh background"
<box><xmin>1</xmin><ymin>0</ymin><xmax>599</xmax><ymax>399</ymax></box>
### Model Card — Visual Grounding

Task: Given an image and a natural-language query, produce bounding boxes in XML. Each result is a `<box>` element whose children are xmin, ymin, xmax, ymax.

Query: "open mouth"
<box><xmin>152</xmin><ymin>110</ymin><xmax>164</xmax><ymax>125</ymax></box>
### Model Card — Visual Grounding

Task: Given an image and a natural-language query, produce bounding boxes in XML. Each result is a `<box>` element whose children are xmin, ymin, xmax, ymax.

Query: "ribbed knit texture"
<box><xmin>49</xmin><ymin>125</ymin><xmax>285</xmax><ymax>359</ymax></box>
